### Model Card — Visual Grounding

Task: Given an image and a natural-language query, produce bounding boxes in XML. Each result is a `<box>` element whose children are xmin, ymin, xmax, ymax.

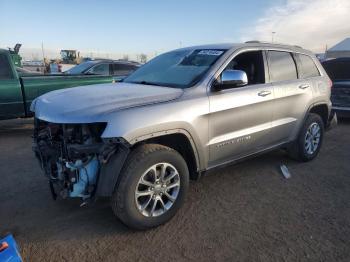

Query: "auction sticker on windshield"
<box><xmin>198</xmin><ymin>50</ymin><xmax>224</xmax><ymax>56</ymax></box>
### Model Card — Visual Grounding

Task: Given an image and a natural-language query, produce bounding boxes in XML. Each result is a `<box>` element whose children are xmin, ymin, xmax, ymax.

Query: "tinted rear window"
<box><xmin>0</xmin><ymin>53</ymin><xmax>14</xmax><ymax>80</ymax></box>
<box><xmin>298</xmin><ymin>54</ymin><xmax>320</xmax><ymax>78</ymax></box>
<box><xmin>268</xmin><ymin>51</ymin><xmax>297</xmax><ymax>82</ymax></box>
<box><xmin>322</xmin><ymin>59</ymin><xmax>350</xmax><ymax>80</ymax></box>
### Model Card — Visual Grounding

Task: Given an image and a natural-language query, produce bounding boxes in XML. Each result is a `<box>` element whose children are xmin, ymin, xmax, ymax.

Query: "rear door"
<box><xmin>0</xmin><ymin>53</ymin><xmax>24</xmax><ymax>119</ymax></box>
<box><xmin>208</xmin><ymin>50</ymin><xmax>275</xmax><ymax>167</ymax></box>
<box><xmin>268</xmin><ymin>50</ymin><xmax>314</xmax><ymax>144</ymax></box>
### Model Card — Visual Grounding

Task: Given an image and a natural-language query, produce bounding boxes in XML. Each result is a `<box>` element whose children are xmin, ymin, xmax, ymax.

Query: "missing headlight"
<box><xmin>33</xmin><ymin>120</ymin><xmax>111</xmax><ymax>201</ymax></box>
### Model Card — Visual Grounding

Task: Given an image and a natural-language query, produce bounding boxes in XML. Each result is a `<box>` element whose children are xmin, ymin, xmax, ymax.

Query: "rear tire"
<box><xmin>288</xmin><ymin>113</ymin><xmax>324</xmax><ymax>162</ymax></box>
<box><xmin>111</xmin><ymin>144</ymin><xmax>189</xmax><ymax>230</ymax></box>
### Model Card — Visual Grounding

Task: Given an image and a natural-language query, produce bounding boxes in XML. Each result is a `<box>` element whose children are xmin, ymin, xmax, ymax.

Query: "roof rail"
<box><xmin>245</xmin><ymin>40</ymin><xmax>278</xmax><ymax>44</ymax></box>
<box><xmin>245</xmin><ymin>40</ymin><xmax>303</xmax><ymax>49</ymax></box>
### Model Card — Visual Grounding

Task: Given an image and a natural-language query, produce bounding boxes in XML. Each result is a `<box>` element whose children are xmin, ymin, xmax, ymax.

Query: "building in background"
<box><xmin>326</xmin><ymin>38</ymin><xmax>350</xmax><ymax>59</ymax></box>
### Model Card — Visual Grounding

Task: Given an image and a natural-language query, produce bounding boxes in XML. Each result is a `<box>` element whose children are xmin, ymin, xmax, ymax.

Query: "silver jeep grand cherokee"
<box><xmin>31</xmin><ymin>42</ymin><xmax>336</xmax><ymax>229</ymax></box>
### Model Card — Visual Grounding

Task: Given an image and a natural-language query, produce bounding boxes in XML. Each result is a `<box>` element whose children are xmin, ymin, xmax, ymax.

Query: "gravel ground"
<box><xmin>0</xmin><ymin>118</ymin><xmax>349</xmax><ymax>262</ymax></box>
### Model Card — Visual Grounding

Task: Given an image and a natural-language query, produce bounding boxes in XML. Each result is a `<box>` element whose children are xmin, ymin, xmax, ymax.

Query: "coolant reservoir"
<box><xmin>67</xmin><ymin>157</ymin><xmax>99</xmax><ymax>199</ymax></box>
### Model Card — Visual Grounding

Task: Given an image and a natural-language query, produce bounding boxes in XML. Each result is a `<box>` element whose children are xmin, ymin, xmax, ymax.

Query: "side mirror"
<box><xmin>213</xmin><ymin>70</ymin><xmax>248</xmax><ymax>90</ymax></box>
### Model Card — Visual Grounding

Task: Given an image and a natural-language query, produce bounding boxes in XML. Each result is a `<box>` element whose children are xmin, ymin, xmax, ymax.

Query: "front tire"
<box><xmin>111</xmin><ymin>144</ymin><xmax>189</xmax><ymax>230</ymax></box>
<box><xmin>288</xmin><ymin>113</ymin><xmax>324</xmax><ymax>162</ymax></box>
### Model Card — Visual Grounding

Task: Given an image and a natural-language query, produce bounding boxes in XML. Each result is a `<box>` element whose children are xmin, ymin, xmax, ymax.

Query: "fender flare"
<box><xmin>128</xmin><ymin>128</ymin><xmax>201</xmax><ymax>172</ymax></box>
<box><xmin>96</xmin><ymin>128</ymin><xmax>202</xmax><ymax>197</ymax></box>
<box><xmin>305</xmin><ymin>102</ymin><xmax>331</xmax><ymax>125</ymax></box>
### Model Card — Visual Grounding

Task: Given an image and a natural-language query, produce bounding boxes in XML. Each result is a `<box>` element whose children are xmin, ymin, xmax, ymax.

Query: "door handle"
<box><xmin>258</xmin><ymin>90</ymin><xmax>271</xmax><ymax>97</ymax></box>
<box><xmin>299</xmin><ymin>84</ymin><xmax>310</xmax><ymax>89</ymax></box>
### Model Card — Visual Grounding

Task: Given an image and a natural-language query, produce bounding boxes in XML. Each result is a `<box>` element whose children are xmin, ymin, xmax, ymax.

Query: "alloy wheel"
<box><xmin>135</xmin><ymin>163</ymin><xmax>180</xmax><ymax>217</ymax></box>
<box><xmin>304</xmin><ymin>122</ymin><xmax>321</xmax><ymax>155</ymax></box>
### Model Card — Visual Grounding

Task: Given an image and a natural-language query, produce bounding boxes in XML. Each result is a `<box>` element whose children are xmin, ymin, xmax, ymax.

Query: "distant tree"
<box><xmin>122</xmin><ymin>54</ymin><xmax>129</xmax><ymax>61</ymax></box>
<box><xmin>139</xmin><ymin>53</ymin><xmax>147</xmax><ymax>63</ymax></box>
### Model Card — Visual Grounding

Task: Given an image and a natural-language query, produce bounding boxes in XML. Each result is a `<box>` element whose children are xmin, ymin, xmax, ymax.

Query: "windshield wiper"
<box><xmin>133</xmin><ymin>81</ymin><xmax>162</xmax><ymax>86</ymax></box>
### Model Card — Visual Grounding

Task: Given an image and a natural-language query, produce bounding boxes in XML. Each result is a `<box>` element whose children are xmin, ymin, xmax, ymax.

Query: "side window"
<box><xmin>298</xmin><ymin>54</ymin><xmax>320</xmax><ymax>78</ymax></box>
<box><xmin>268</xmin><ymin>51</ymin><xmax>297</xmax><ymax>82</ymax></box>
<box><xmin>112</xmin><ymin>64</ymin><xmax>137</xmax><ymax>76</ymax></box>
<box><xmin>225</xmin><ymin>51</ymin><xmax>265</xmax><ymax>85</ymax></box>
<box><xmin>88</xmin><ymin>63</ymin><xmax>110</xmax><ymax>75</ymax></box>
<box><xmin>0</xmin><ymin>54</ymin><xmax>14</xmax><ymax>80</ymax></box>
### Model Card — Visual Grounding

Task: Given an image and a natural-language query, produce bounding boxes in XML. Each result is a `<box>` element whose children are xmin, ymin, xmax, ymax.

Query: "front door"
<box><xmin>208</xmin><ymin>50</ymin><xmax>275</xmax><ymax>167</ymax></box>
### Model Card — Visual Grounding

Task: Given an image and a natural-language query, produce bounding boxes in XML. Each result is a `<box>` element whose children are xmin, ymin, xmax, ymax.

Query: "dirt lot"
<box><xmin>0</xmin><ymin>118</ymin><xmax>349</xmax><ymax>262</ymax></box>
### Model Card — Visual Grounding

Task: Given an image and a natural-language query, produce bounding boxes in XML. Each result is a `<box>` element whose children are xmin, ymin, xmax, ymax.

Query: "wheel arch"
<box><xmin>97</xmin><ymin>123</ymin><xmax>205</xmax><ymax>197</ymax></box>
<box><xmin>130</xmin><ymin>129</ymin><xmax>201</xmax><ymax>180</ymax></box>
<box><xmin>308</xmin><ymin>103</ymin><xmax>329</xmax><ymax>127</ymax></box>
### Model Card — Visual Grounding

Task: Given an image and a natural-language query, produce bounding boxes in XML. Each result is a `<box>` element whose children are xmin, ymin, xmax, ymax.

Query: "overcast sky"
<box><xmin>241</xmin><ymin>0</ymin><xmax>350</xmax><ymax>52</ymax></box>
<box><xmin>0</xmin><ymin>0</ymin><xmax>349</xmax><ymax>60</ymax></box>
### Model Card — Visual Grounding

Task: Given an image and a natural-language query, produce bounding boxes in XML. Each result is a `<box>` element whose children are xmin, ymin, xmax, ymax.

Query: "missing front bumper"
<box><xmin>32</xmin><ymin>119</ymin><xmax>125</xmax><ymax>201</ymax></box>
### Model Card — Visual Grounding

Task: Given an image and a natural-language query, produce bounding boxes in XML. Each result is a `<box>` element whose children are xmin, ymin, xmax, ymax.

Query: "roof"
<box><xmin>177</xmin><ymin>41</ymin><xmax>311</xmax><ymax>54</ymax></box>
<box><xmin>328</xmin><ymin>38</ymin><xmax>350</xmax><ymax>51</ymax></box>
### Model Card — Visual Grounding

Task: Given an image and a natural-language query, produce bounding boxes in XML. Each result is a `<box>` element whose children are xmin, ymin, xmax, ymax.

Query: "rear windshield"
<box><xmin>322</xmin><ymin>59</ymin><xmax>350</xmax><ymax>80</ymax></box>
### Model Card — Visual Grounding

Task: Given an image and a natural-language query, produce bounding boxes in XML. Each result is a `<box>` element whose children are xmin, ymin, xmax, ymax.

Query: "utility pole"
<box><xmin>271</xmin><ymin>32</ymin><xmax>276</xmax><ymax>43</ymax></box>
<box><xmin>41</xmin><ymin>42</ymin><xmax>45</xmax><ymax>60</ymax></box>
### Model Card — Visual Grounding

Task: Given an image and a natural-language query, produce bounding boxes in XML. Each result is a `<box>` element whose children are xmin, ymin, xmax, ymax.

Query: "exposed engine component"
<box><xmin>33</xmin><ymin>119</ymin><xmax>114</xmax><ymax>201</ymax></box>
<box><xmin>65</xmin><ymin>157</ymin><xmax>99</xmax><ymax>198</ymax></box>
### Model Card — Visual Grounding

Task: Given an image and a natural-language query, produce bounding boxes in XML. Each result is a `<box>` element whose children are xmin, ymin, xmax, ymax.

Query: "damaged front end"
<box><xmin>33</xmin><ymin>119</ymin><xmax>124</xmax><ymax>202</ymax></box>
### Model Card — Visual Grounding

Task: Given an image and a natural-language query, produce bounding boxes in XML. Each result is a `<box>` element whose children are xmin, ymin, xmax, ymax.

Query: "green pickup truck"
<box><xmin>0</xmin><ymin>49</ymin><xmax>133</xmax><ymax>120</ymax></box>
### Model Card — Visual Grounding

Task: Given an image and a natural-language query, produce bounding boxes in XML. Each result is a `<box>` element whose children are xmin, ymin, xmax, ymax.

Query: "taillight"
<box><xmin>328</xmin><ymin>78</ymin><xmax>333</xmax><ymax>89</ymax></box>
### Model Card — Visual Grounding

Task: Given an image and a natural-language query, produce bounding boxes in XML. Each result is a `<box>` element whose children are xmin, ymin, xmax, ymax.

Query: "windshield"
<box><xmin>123</xmin><ymin>49</ymin><xmax>227</xmax><ymax>88</ymax></box>
<box><xmin>65</xmin><ymin>61</ymin><xmax>96</xmax><ymax>74</ymax></box>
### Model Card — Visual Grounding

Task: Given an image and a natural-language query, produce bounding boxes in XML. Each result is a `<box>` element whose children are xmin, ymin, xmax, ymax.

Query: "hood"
<box><xmin>31</xmin><ymin>82</ymin><xmax>183</xmax><ymax>123</ymax></box>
